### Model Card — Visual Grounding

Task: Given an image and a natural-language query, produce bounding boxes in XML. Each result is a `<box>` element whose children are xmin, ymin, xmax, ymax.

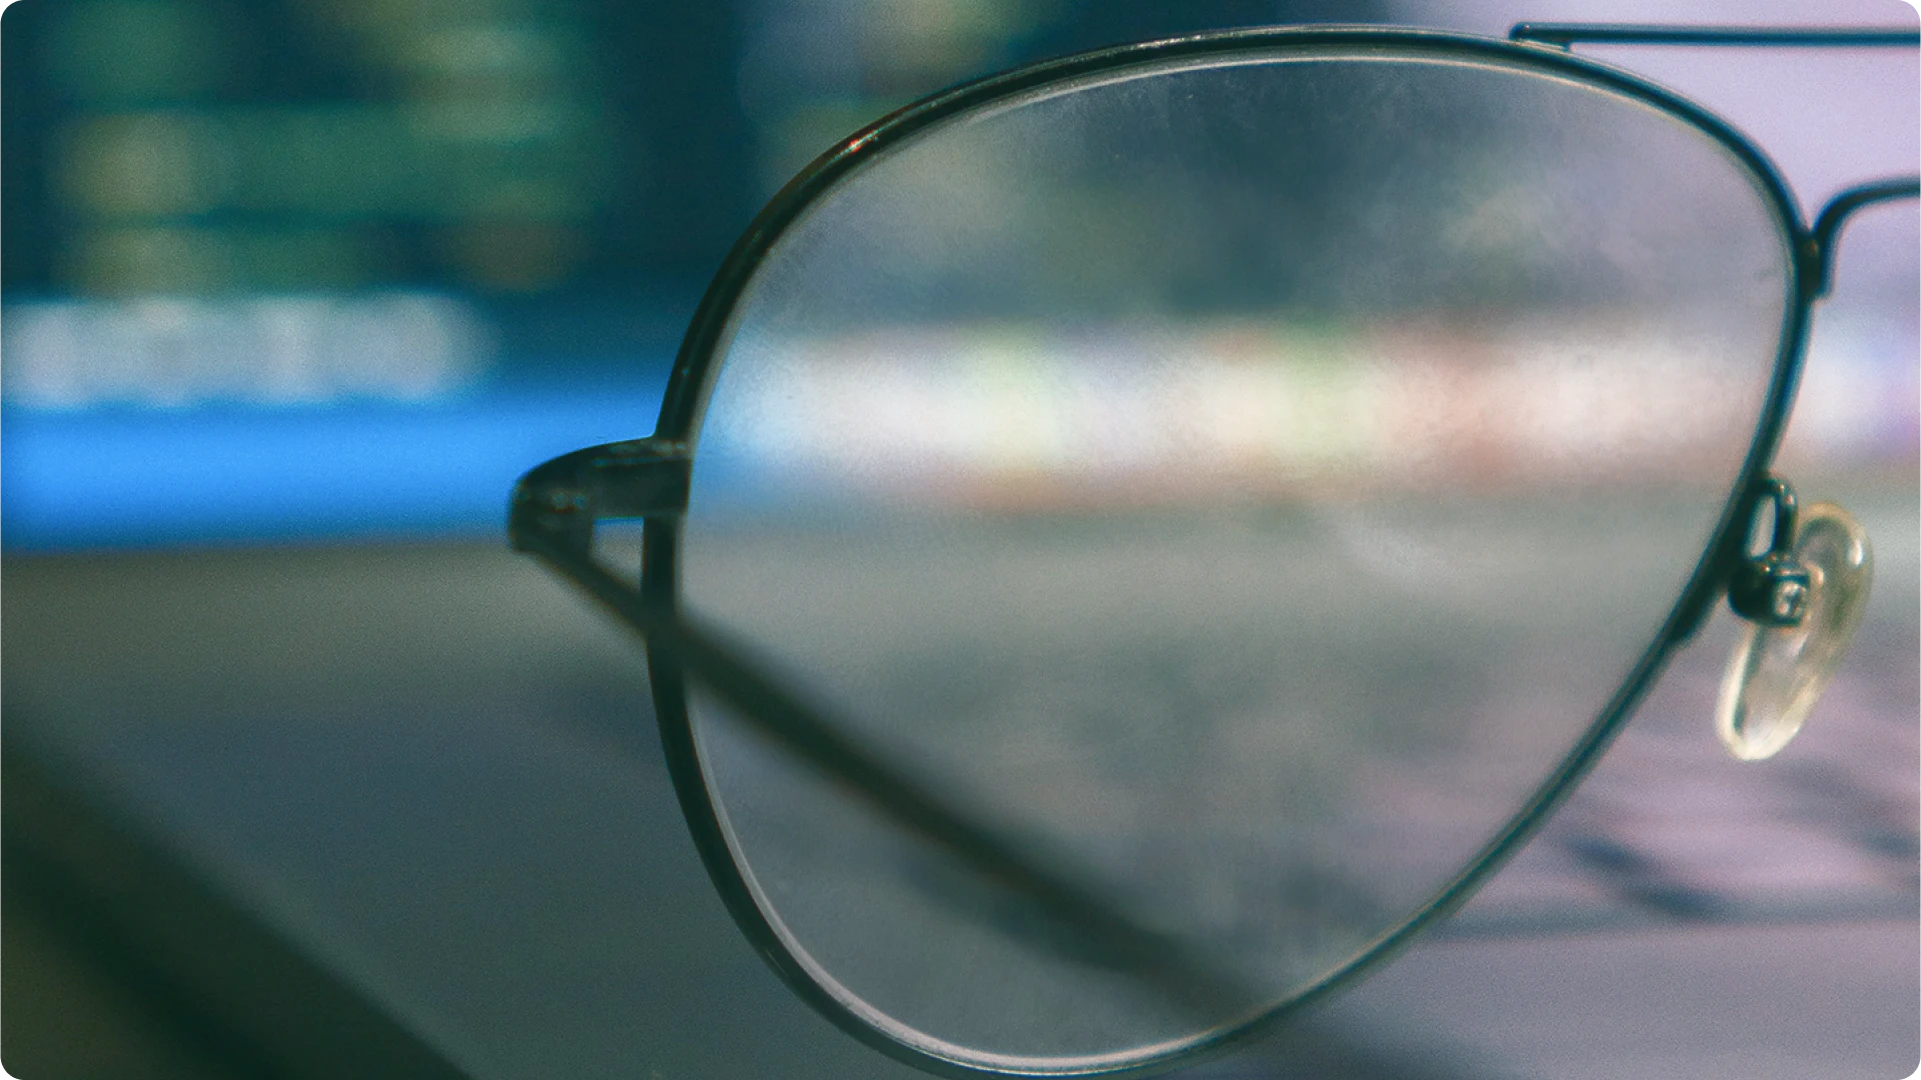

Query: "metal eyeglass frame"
<box><xmin>508</xmin><ymin>22</ymin><xmax>1921</xmax><ymax>1080</ymax></box>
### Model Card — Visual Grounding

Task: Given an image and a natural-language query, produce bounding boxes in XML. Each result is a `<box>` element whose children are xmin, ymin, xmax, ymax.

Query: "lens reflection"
<box><xmin>679</xmin><ymin>48</ymin><xmax>1791</xmax><ymax>1072</ymax></box>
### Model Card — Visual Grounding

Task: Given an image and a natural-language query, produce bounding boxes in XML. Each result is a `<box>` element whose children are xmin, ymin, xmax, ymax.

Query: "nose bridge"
<box><xmin>1803</xmin><ymin>177</ymin><xmax>1921</xmax><ymax>298</ymax></box>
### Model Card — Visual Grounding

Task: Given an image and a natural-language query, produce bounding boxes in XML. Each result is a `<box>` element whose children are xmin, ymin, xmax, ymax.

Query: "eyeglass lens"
<box><xmin>677</xmin><ymin>49</ymin><xmax>1792</xmax><ymax>1071</ymax></box>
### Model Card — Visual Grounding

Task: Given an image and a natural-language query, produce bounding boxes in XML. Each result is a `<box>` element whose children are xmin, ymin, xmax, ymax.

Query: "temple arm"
<box><xmin>1511</xmin><ymin>24</ymin><xmax>1920</xmax><ymax>48</ymax></box>
<box><xmin>509</xmin><ymin>439</ymin><xmax>1260</xmax><ymax>1016</ymax></box>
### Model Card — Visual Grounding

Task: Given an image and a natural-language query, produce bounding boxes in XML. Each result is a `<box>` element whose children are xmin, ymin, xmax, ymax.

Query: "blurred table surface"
<box><xmin>3</xmin><ymin>487</ymin><xmax>1915</xmax><ymax>1080</ymax></box>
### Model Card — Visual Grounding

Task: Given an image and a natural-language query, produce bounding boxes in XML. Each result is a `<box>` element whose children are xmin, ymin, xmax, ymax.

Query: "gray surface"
<box><xmin>3</xmin><ymin>492</ymin><xmax>1914</xmax><ymax>1078</ymax></box>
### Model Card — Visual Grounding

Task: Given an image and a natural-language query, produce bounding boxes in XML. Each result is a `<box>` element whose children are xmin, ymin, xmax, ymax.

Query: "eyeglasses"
<box><xmin>509</xmin><ymin>22</ymin><xmax>1917</xmax><ymax>1079</ymax></box>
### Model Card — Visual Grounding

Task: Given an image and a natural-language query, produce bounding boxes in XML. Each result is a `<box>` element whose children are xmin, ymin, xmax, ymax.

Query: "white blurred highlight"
<box><xmin>704</xmin><ymin>317</ymin><xmax>1914</xmax><ymax>504</ymax></box>
<box><xmin>2</xmin><ymin>293</ymin><xmax>490</xmax><ymax>409</ymax></box>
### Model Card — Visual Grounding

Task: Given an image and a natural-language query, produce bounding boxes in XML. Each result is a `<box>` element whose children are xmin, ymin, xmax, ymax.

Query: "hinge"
<box><xmin>508</xmin><ymin>437</ymin><xmax>692</xmax><ymax>552</ymax></box>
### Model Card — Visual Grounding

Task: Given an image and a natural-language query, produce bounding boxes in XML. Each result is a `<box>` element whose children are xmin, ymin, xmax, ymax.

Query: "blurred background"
<box><xmin>4</xmin><ymin>0</ymin><xmax>1390</xmax><ymax>546</ymax></box>
<box><xmin>2</xmin><ymin>0</ymin><xmax>1915</xmax><ymax>1078</ymax></box>
<box><xmin>5</xmin><ymin>0</ymin><xmax>1912</xmax><ymax>546</ymax></box>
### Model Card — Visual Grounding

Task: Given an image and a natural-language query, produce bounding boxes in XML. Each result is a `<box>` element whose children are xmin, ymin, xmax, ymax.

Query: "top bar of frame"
<box><xmin>1511</xmin><ymin>23</ymin><xmax>1921</xmax><ymax>48</ymax></box>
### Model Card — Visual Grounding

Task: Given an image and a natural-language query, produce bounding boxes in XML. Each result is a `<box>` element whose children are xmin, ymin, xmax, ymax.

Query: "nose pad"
<box><xmin>1716</xmin><ymin>502</ymin><xmax>1874</xmax><ymax>761</ymax></box>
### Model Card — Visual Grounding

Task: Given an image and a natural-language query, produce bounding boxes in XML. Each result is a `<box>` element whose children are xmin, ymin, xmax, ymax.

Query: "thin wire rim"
<box><xmin>639</xmin><ymin>24</ymin><xmax>1813</xmax><ymax>1080</ymax></box>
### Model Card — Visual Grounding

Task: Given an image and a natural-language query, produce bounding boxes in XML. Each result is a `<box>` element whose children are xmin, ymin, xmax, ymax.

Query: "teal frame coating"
<box><xmin>510</xmin><ymin>23</ymin><xmax>1920</xmax><ymax>1079</ymax></box>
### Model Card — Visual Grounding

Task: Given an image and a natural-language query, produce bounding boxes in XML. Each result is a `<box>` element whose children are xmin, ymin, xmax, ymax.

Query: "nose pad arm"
<box><xmin>1716</xmin><ymin>495</ymin><xmax>1874</xmax><ymax>761</ymax></box>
